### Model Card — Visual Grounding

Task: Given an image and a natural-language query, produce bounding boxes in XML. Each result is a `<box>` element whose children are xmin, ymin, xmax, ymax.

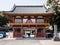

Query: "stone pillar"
<box><xmin>54</xmin><ymin>25</ymin><xmax>59</xmax><ymax>40</ymax></box>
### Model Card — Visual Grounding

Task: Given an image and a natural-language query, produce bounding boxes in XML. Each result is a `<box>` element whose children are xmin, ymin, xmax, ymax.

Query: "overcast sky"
<box><xmin>0</xmin><ymin>0</ymin><xmax>47</xmax><ymax>11</ymax></box>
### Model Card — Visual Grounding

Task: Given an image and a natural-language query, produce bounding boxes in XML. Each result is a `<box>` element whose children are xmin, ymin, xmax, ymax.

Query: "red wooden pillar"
<box><xmin>13</xmin><ymin>27</ymin><xmax>15</xmax><ymax>38</ymax></box>
<box><xmin>34</xmin><ymin>16</ymin><xmax>37</xmax><ymax>23</ymax></box>
<box><xmin>21</xmin><ymin>16</ymin><xmax>23</xmax><ymax>23</ymax></box>
<box><xmin>42</xmin><ymin>28</ymin><xmax>46</xmax><ymax>37</ymax></box>
<box><xmin>43</xmin><ymin>16</ymin><xmax>46</xmax><ymax>37</ymax></box>
<box><xmin>12</xmin><ymin>16</ymin><xmax>15</xmax><ymax>22</ymax></box>
<box><xmin>35</xmin><ymin>16</ymin><xmax>37</xmax><ymax>38</ymax></box>
<box><xmin>21</xmin><ymin>28</ymin><xmax>23</xmax><ymax>38</ymax></box>
<box><xmin>44</xmin><ymin>16</ymin><xmax>46</xmax><ymax>23</ymax></box>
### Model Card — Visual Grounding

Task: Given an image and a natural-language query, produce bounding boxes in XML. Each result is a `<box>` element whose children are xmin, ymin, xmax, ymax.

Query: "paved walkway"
<box><xmin>0</xmin><ymin>39</ymin><xmax>60</xmax><ymax>45</ymax></box>
<box><xmin>39</xmin><ymin>39</ymin><xmax>60</xmax><ymax>45</ymax></box>
<box><xmin>0</xmin><ymin>40</ymin><xmax>41</xmax><ymax>45</ymax></box>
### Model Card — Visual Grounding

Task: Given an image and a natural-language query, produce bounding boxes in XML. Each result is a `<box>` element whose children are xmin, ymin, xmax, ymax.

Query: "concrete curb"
<box><xmin>0</xmin><ymin>38</ymin><xmax>16</xmax><ymax>41</ymax></box>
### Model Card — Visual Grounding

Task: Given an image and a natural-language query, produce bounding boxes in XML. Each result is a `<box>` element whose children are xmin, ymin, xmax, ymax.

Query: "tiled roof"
<box><xmin>4</xmin><ymin>5</ymin><xmax>54</xmax><ymax>14</ymax></box>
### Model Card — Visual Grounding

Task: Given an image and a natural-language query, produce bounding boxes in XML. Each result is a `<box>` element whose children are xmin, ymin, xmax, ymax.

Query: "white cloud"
<box><xmin>0</xmin><ymin>0</ymin><xmax>47</xmax><ymax>11</ymax></box>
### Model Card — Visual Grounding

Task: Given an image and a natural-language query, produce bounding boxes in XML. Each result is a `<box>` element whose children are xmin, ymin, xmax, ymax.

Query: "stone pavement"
<box><xmin>0</xmin><ymin>38</ymin><xmax>60</xmax><ymax>45</ymax></box>
<box><xmin>0</xmin><ymin>40</ymin><xmax>41</xmax><ymax>45</ymax></box>
<box><xmin>39</xmin><ymin>39</ymin><xmax>60</xmax><ymax>45</ymax></box>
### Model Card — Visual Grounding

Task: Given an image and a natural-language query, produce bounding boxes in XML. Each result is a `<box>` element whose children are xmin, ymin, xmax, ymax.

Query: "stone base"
<box><xmin>54</xmin><ymin>37</ymin><xmax>60</xmax><ymax>41</ymax></box>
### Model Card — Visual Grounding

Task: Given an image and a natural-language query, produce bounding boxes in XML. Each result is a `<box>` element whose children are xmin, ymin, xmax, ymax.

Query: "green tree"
<box><xmin>0</xmin><ymin>15</ymin><xmax>8</xmax><ymax>26</ymax></box>
<box><xmin>46</xmin><ymin>0</ymin><xmax>60</xmax><ymax>29</ymax></box>
<box><xmin>46</xmin><ymin>0</ymin><xmax>60</xmax><ymax>41</ymax></box>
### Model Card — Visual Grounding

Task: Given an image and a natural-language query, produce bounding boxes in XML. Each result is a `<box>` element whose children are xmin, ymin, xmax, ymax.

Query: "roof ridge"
<box><xmin>13</xmin><ymin>4</ymin><xmax>44</xmax><ymax>7</ymax></box>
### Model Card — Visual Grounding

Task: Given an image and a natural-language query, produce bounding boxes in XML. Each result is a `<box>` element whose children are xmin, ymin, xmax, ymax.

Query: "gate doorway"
<box><xmin>23</xmin><ymin>28</ymin><xmax>35</xmax><ymax>38</ymax></box>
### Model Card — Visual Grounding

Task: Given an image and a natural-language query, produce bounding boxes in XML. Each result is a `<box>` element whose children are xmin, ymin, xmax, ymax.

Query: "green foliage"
<box><xmin>47</xmin><ymin>0</ymin><xmax>60</xmax><ymax>31</ymax></box>
<box><xmin>0</xmin><ymin>15</ymin><xmax>8</xmax><ymax>26</ymax></box>
<box><xmin>47</xmin><ymin>0</ymin><xmax>52</xmax><ymax>6</ymax></box>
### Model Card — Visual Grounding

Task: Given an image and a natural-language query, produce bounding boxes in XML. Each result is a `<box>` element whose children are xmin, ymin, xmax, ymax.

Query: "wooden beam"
<box><xmin>3</xmin><ymin>12</ymin><xmax>54</xmax><ymax>16</ymax></box>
